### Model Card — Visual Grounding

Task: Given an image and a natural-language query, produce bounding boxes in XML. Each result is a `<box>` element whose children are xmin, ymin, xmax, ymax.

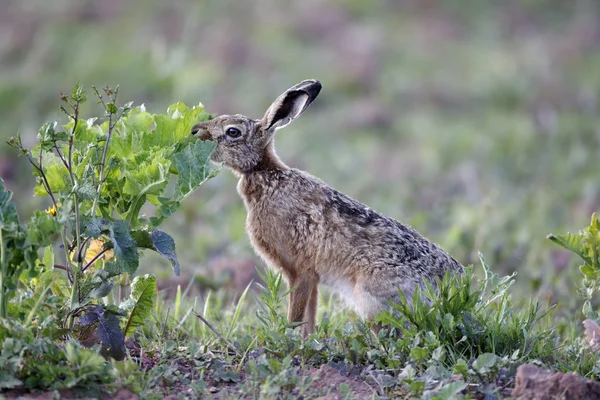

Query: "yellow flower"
<box><xmin>45</xmin><ymin>205</ymin><xmax>58</xmax><ymax>216</ymax></box>
<box><xmin>45</xmin><ymin>202</ymin><xmax>62</xmax><ymax>216</ymax></box>
<box><xmin>70</xmin><ymin>239</ymin><xmax>115</xmax><ymax>269</ymax></box>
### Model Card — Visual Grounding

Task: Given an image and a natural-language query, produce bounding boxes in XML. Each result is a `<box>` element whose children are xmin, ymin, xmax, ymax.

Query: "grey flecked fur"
<box><xmin>191</xmin><ymin>79</ymin><xmax>463</xmax><ymax>337</ymax></box>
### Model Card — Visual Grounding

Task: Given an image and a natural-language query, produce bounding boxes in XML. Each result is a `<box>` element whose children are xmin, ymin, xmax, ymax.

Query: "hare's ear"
<box><xmin>261</xmin><ymin>79</ymin><xmax>322</xmax><ymax>132</ymax></box>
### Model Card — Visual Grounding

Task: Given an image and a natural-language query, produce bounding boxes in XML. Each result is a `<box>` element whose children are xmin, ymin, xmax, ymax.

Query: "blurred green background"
<box><xmin>1</xmin><ymin>0</ymin><xmax>599</xmax><ymax>312</ymax></box>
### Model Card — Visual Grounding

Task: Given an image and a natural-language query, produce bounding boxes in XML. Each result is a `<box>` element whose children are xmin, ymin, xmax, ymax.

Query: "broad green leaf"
<box><xmin>70</xmin><ymin>81</ymin><xmax>86</xmax><ymax>102</ymax></box>
<box><xmin>0</xmin><ymin>371</ymin><xmax>22</xmax><ymax>390</ymax></box>
<box><xmin>105</xmin><ymin>220</ymin><xmax>139</xmax><ymax>276</ymax></box>
<box><xmin>155</xmin><ymin>102</ymin><xmax>210</xmax><ymax>145</ymax></box>
<box><xmin>0</xmin><ymin>182</ymin><xmax>36</xmax><ymax>297</ymax></box>
<box><xmin>585</xmin><ymin>213</ymin><xmax>600</xmax><ymax>268</ymax></box>
<box><xmin>82</xmin><ymin>216</ymin><xmax>107</xmax><ymax>238</ymax></box>
<box><xmin>547</xmin><ymin>233</ymin><xmax>592</xmax><ymax>265</ymax></box>
<box><xmin>151</xmin><ymin>200</ymin><xmax>180</xmax><ymax>226</ymax></box>
<box><xmin>472</xmin><ymin>353</ymin><xmax>500</xmax><ymax>374</ymax></box>
<box><xmin>37</xmin><ymin>121</ymin><xmax>68</xmax><ymax>151</ymax></box>
<box><xmin>452</xmin><ymin>359</ymin><xmax>469</xmax><ymax>377</ymax></box>
<box><xmin>40</xmin><ymin>270</ymin><xmax>70</xmax><ymax>301</ymax></box>
<box><xmin>149</xmin><ymin>230</ymin><xmax>180</xmax><ymax>275</ymax></box>
<box><xmin>590</xmin><ymin>213</ymin><xmax>600</xmax><ymax>235</ymax></box>
<box><xmin>32</xmin><ymin>153</ymin><xmax>71</xmax><ymax>196</ymax></box>
<box><xmin>55</xmin><ymin>197</ymin><xmax>73</xmax><ymax>224</ymax></box>
<box><xmin>108</xmin><ymin>121</ymin><xmax>135</xmax><ymax>158</ymax></box>
<box><xmin>431</xmin><ymin>346</ymin><xmax>446</xmax><ymax>363</ymax></box>
<box><xmin>580</xmin><ymin>264</ymin><xmax>597</xmax><ymax>279</ymax></box>
<box><xmin>120</xmin><ymin>274</ymin><xmax>157</xmax><ymax>336</ymax></box>
<box><xmin>62</xmin><ymin>342</ymin><xmax>108</xmax><ymax>385</ymax></box>
<box><xmin>41</xmin><ymin>246</ymin><xmax>54</xmax><ymax>270</ymax></box>
<box><xmin>86</xmin><ymin>270</ymin><xmax>114</xmax><ymax>300</ymax></box>
<box><xmin>172</xmin><ymin>140</ymin><xmax>218</xmax><ymax>199</ymax></box>
<box><xmin>122</xmin><ymin>157</ymin><xmax>170</xmax><ymax>198</ymax></box>
<box><xmin>64</xmin><ymin>117</ymin><xmax>97</xmax><ymax>153</ymax></box>
<box><xmin>25</xmin><ymin>210</ymin><xmax>61</xmax><ymax>247</ymax></box>
<box><xmin>74</xmin><ymin>180</ymin><xmax>96</xmax><ymax>201</ymax></box>
<box><xmin>125</xmin><ymin>108</ymin><xmax>155</xmax><ymax>134</ymax></box>
<box><xmin>77</xmin><ymin>306</ymin><xmax>126</xmax><ymax>360</ymax></box>
<box><xmin>106</xmin><ymin>103</ymin><xmax>117</xmax><ymax>114</ymax></box>
<box><xmin>410</xmin><ymin>346</ymin><xmax>428</xmax><ymax>362</ymax></box>
<box><xmin>30</xmin><ymin>250</ymin><xmax>71</xmax><ymax>303</ymax></box>
<box><xmin>434</xmin><ymin>381</ymin><xmax>468</xmax><ymax>399</ymax></box>
<box><xmin>131</xmin><ymin>230</ymin><xmax>180</xmax><ymax>276</ymax></box>
<box><xmin>0</xmin><ymin>178</ymin><xmax>19</xmax><ymax>232</ymax></box>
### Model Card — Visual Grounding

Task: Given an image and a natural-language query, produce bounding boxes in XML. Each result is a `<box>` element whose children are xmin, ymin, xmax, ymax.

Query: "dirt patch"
<box><xmin>2</xmin><ymin>388</ymin><xmax>138</xmax><ymax>400</ymax></box>
<box><xmin>512</xmin><ymin>363</ymin><xmax>600</xmax><ymax>400</ymax></box>
<box><xmin>306</xmin><ymin>364</ymin><xmax>377</xmax><ymax>399</ymax></box>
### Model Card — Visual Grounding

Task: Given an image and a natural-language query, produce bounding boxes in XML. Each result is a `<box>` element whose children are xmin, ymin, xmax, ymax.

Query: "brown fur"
<box><xmin>192</xmin><ymin>80</ymin><xmax>463</xmax><ymax>337</ymax></box>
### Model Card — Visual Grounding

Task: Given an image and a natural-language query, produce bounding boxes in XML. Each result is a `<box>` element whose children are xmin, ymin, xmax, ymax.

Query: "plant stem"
<box><xmin>24</xmin><ymin>151</ymin><xmax>58</xmax><ymax>210</ymax></box>
<box><xmin>61</xmin><ymin>228</ymin><xmax>72</xmax><ymax>283</ymax></box>
<box><xmin>193</xmin><ymin>311</ymin><xmax>241</xmax><ymax>356</ymax></box>
<box><xmin>67</xmin><ymin>109</ymin><xmax>82</xmax><ymax>328</ymax></box>
<box><xmin>54</xmin><ymin>144</ymin><xmax>69</xmax><ymax>170</ymax></box>
<box><xmin>82</xmin><ymin>247</ymin><xmax>111</xmax><ymax>272</ymax></box>
<box><xmin>67</xmin><ymin>112</ymin><xmax>81</xmax><ymax>258</ymax></box>
<box><xmin>91</xmin><ymin>113</ymin><xmax>113</xmax><ymax>217</ymax></box>
<box><xmin>91</xmin><ymin>88</ymin><xmax>120</xmax><ymax>218</ymax></box>
<box><xmin>68</xmin><ymin>273</ymin><xmax>79</xmax><ymax>329</ymax></box>
<box><xmin>76</xmin><ymin>236</ymin><xmax>91</xmax><ymax>263</ymax></box>
<box><xmin>74</xmin><ymin>194</ymin><xmax>81</xmax><ymax>259</ymax></box>
<box><xmin>0</xmin><ymin>230</ymin><xmax>6</xmax><ymax>319</ymax></box>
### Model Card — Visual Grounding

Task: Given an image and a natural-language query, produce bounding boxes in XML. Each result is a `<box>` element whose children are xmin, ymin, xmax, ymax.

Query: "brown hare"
<box><xmin>191</xmin><ymin>80</ymin><xmax>463</xmax><ymax>337</ymax></box>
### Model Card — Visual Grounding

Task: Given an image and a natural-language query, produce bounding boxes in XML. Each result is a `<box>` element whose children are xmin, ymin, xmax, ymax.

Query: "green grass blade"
<box><xmin>226</xmin><ymin>281</ymin><xmax>253</xmax><ymax>339</ymax></box>
<box><xmin>174</xmin><ymin>284</ymin><xmax>182</xmax><ymax>321</ymax></box>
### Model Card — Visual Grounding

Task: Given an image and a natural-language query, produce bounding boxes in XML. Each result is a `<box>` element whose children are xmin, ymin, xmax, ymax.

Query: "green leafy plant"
<box><xmin>120</xmin><ymin>274</ymin><xmax>157</xmax><ymax>336</ymax></box>
<box><xmin>548</xmin><ymin>212</ymin><xmax>600</xmax><ymax>318</ymax></box>
<box><xmin>376</xmin><ymin>254</ymin><xmax>554</xmax><ymax>362</ymax></box>
<box><xmin>0</xmin><ymin>320</ymin><xmax>112</xmax><ymax>391</ymax></box>
<box><xmin>0</xmin><ymin>179</ymin><xmax>39</xmax><ymax>320</ymax></box>
<box><xmin>254</xmin><ymin>267</ymin><xmax>302</xmax><ymax>352</ymax></box>
<box><xmin>242</xmin><ymin>355</ymin><xmax>312</xmax><ymax>400</ymax></box>
<box><xmin>3</xmin><ymin>83</ymin><xmax>218</xmax><ymax>361</ymax></box>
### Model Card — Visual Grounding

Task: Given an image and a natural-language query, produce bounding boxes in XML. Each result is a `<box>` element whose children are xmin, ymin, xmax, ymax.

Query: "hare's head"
<box><xmin>191</xmin><ymin>79</ymin><xmax>321</xmax><ymax>173</ymax></box>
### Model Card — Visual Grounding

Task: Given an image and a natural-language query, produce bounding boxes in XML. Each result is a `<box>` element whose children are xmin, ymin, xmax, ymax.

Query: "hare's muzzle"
<box><xmin>191</xmin><ymin>122</ymin><xmax>212</xmax><ymax>141</ymax></box>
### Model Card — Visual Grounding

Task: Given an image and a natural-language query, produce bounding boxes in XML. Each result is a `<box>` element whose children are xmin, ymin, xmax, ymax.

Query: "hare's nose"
<box><xmin>191</xmin><ymin>125</ymin><xmax>202</xmax><ymax>135</ymax></box>
<box><xmin>198</xmin><ymin>131</ymin><xmax>212</xmax><ymax>141</ymax></box>
<box><xmin>190</xmin><ymin>123</ymin><xmax>212</xmax><ymax>141</ymax></box>
<box><xmin>191</xmin><ymin>129</ymin><xmax>213</xmax><ymax>142</ymax></box>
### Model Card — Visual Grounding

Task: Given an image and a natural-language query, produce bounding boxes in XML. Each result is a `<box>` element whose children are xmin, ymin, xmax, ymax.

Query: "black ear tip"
<box><xmin>302</xmin><ymin>79</ymin><xmax>322</xmax><ymax>100</ymax></box>
<box><xmin>304</xmin><ymin>79</ymin><xmax>321</xmax><ymax>87</ymax></box>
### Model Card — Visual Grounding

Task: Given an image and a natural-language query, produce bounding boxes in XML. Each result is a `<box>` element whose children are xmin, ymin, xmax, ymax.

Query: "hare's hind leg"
<box><xmin>287</xmin><ymin>274</ymin><xmax>318</xmax><ymax>337</ymax></box>
<box><xmin>303</xmin><ymin>280</ymin><xmax>319</xmax><ymax>336</ymax></box>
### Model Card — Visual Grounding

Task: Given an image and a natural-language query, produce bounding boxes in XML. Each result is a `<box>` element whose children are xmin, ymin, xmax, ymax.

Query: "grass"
<box><xmin>0</xmin><ymin>251</ymin><xmax>596</xmax><ymax>398</ymax></box>
<box><xmin>20</xmin><ymin>260</ymin><xmax>563</xmax><ymax>399</ymax></box>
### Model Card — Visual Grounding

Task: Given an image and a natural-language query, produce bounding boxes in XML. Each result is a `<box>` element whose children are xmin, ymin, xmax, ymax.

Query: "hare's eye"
<box><xmin>226</xmin><ymin>127</ymin><xmax>242</xmax><ymax>138</ymax></box>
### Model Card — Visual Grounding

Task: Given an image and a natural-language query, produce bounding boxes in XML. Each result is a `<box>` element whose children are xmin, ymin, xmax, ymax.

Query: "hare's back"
<box><xmin>241</xmin><ymin>169</ymin><xmax>461</xmax><ymax>284</ymax></box>
<box><xmin>320</xmin><ymin>185</ymin><xmax>461</xmax><ymax>273</ymax></box>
